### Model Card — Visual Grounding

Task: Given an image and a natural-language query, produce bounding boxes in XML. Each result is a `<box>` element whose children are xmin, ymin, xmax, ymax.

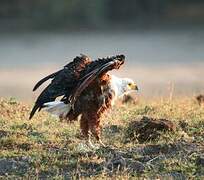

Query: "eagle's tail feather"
<box><xmin>29</xmin><ymin>104</ymin><xmax>39</xmax><ymax>119</ymax></box>
<box><xmin>43</xmin><ymin>101</ymin><xmax>71</xmax><ymax>118</ymax></box>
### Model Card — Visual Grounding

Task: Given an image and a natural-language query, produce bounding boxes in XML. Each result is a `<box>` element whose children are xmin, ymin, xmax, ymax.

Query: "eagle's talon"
<box><xmin>98</xmin><ymin>139</ymin><xmax>106</xmax><ymax>147</ymax></box>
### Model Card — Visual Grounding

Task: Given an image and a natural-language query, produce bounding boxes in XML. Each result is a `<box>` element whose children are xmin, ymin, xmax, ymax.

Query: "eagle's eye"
<box><xmin>128</xmin><ymin>83</ymin><xmax>132</xmax><ymax>86</ymax></box>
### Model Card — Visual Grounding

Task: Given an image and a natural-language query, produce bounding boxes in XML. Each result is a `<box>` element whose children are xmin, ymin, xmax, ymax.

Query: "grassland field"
<box><xmin>0</xmin><ymin>97</ymin><xmax>204</xmax><ymax>179</ymax></box>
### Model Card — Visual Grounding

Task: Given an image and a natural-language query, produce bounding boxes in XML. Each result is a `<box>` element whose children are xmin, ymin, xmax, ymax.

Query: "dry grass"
<box><xmin>0</xmin><ymin>97</ymin><xmax>204</xmax><ymax>179</ymax></box>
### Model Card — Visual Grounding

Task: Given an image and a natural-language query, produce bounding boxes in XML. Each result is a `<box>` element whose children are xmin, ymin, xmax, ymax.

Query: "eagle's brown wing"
<box><xmin>29</xmin><ymin>55</ymin><xmax>91</xmax><ymax>119</ymax></box>
<box><xmin>30</xmin><ymin>54</ymin><xmax>125</xmax><ymax>119</ymax></box>
<box><xmin>69</xmin><ymin>55</ymin><xmax>125</xmax><ymax>107</ymax></box>
<box><xmin>33</xmin><ymin>70</ymin><xmax>62</xmax><ymax>91</ymax></box>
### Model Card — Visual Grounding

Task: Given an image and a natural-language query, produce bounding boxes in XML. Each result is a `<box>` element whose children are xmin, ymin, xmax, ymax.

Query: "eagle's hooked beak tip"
<box><xmin>131</xmin><ymin>83</ymin><xmax>139</xmax><ymax>91</ymax></box>
<box><xmin>135</xmin><ymin>85</ymin><xmax>139</xmax><ymax>92</ymax></box>
<box><xmin>135</xmin><ymin>85</ymin><xmax>139</xmax><ymax>91</ymax></box>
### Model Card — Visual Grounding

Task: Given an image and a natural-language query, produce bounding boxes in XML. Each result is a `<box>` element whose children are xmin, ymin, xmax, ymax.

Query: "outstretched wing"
<box><xmin>29</xmin><ymin>55</ymin><xmax>91</xmax><ymax>119</ymax></box>
<box><xmin>30</xmin><ymin>54</ymin><xmax>125</xmax><ymax>119</ymax></box>
<box><xmin>69</xmin><ymin>55</ymin><xmax>125</xmax><ymax>106</ymax></box>
<box><xmin>33</xmin><ymin>70</ymin><xmax>62</xmax><ymax>91</ymax></box>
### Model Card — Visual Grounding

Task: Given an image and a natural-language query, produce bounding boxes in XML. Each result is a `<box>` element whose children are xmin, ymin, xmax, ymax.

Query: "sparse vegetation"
<box><xmin>0</xmin><ymin>97</ymin><xmax>204</xmax><ymax>179</ymax></box>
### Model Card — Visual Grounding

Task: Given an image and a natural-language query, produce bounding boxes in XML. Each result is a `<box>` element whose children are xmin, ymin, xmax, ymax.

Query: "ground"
<box><xmin>0</xmin><ymin>97</ymin><xmax>204</xmax><ymax>179</ymax></box>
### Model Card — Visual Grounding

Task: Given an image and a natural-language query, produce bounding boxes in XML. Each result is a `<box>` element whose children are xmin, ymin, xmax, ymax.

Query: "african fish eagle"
<box><xmin>30</xmin><ymin>54</ymin><xmax>138</xmax><ymax>147</ymax></box>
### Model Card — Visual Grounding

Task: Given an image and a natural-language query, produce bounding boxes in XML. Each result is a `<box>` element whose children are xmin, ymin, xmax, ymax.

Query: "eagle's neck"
<box><xmin>110</xmin><ymin>75</ymin><xmax>126</xmax><ymax>98</ymax></box>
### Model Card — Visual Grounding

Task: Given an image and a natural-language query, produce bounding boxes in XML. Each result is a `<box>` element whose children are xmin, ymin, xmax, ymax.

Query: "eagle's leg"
<box><xmin>80</xmin><ymin>114</ymin><xmax>97</xmax><ymax>149</ymax></box>
<box><xmin>88</xmin><ymin>114</ymin><xmax>106</xmax><ymax>147</ymax></box>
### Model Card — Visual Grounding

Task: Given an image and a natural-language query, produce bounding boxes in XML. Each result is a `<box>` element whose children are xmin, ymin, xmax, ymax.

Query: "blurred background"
<box><xmin>0</xmin><ymin>0</ymin><xmax>204</xmax><ymax>101</ymax></box>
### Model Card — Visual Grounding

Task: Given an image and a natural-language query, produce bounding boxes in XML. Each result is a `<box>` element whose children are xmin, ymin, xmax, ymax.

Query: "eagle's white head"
<box><xmin>110</xmin><ymin>75</ymin><xmax>138</xmax><ymax>100</ymax></box>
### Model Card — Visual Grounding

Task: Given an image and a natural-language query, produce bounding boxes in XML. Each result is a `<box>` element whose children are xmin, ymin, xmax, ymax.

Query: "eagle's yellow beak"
<box><xmin>128</xmin><ymin>83</ymin><xmax>139</xmax><ymax>91</ymax></box>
